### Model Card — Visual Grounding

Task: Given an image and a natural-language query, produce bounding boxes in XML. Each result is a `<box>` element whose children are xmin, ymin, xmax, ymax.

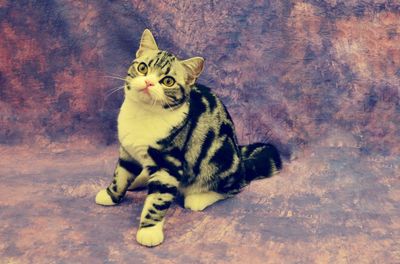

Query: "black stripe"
<box><xmin>196</xmin><ymin>84</ymin><xmax>217</xmax><ymax>112</ymax></box>
<box><xmin>205</xmin><ymin>93</ymin><xmax>217</xmax><ymax>112</ymax></box>
<box><xmin>219</xmin><ymin>123</ymin><xmax>234</xmax><ymax>138</ymax></box>
<box><xmin>148</xmin><ymin>180</ymin><xmax>178</xmax><ymax>195</ymax></box>
<box><xmin>182</xmin><ymin>89</ymin><xmax>207</xmax><ymax>148</ymax></box>
<box><xmin>165</xmin><ymin>66</ymin><xmax>171</xmax><ymax>75</ymax></box>
<box><xmin>155</xmin><ymin>117</ymin><xmax>190</xmax><ymax>147</ymax></box>
<box><xmin>193</xmin><ymin>130</ymin><xmax>215</xmax><ymax>175</ymax></box>
<box><xmin>178</xmin><ymin>84</ymin><xmax>185</xmax><ymax>98</ymax></box>
<box><xmin>164</xmin><ymin>99</ymin><xmax>185</xmax><ymax>109</ymax></box>
<box><xmin>241</xmin><ymin>143</ymin><xmax>282</xmax><ymax>182</ymax></box>
<box><xmin>154</xmin><ymin>57</ymin><xmax>160</xmax><ymax>66</ymax></box>
<box><xmin>155</xmin><ymin>52</ymin><xmax>167</xmax><ymax>67</ymax></box>
<box><xmin>147</xmin><ymin>165</ymin><xmax>159</xmax><ymax>175</ymax></box>
<box><xmin>161</xmin><ymin>59</ymin><xmax>170</xmax><ymax>70</ymax></box>
<box><xmin>210</xmin><ymin>138</ymin><xmax>235</xmax><ymax>175</ymax></box>
<box><xmin>240</xmin><ymin>143</ymin><xmax>262</xmax><ymax>157</ymax></box>
<box><xmin>119</xmin><ymin>158</ymin><xmax>142</xmax><ymax>175</ymax></box>
<box><xmin>147</xmin><ymin>148</ymin><xmax>182</xmax><ymax>180</ymax></box>
<box><xmin>163</xmin><ymin>84</ymin><xmax>186</xmax><ymax>109</ymax></box>
<box><xmin>140</xmin><ymin>223</ymin><xmax>156</xmax><ymax>228</ymax></box>
<box><xmin>216</xmin><ymin>170</ymin><xmax>244</xmax><ymax>194</ymax></box>
<box><xmin>153</xmin><ymin>201</ymin><xmax>172</xmax><ymax>211</ymax></box>
<box><xmin>144</xmin><ymin>213</ymin><xmax>162</xmax><ymax>222</ymax></box>
<box><xmin>106</xmin><ymin>187</ymin><xmax>121</xmax><ymax>203</ymax></box>
<box><xmin>165</xmin><ymin>94</ymin><xmax>178</xmax><ymax>101</ymax></box>
<box><xmin>264</xmin><ymin>144</ymin><xmax>282</xmax><ymax>170</ymax></box>
<box><xmin>164</xmin><ymin>87</ymin><xmax>180</xmax><ymax>93</ymax></box>
<box><xmin>148</xmin><ymin>59</ymin><xmax>154</xmax><ymax>67</ymax></box>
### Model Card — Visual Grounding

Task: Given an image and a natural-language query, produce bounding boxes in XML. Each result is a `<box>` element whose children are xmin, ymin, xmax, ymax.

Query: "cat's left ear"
<box><xmin>181</xmin><ymin>57</ymin><xmax>205</xmax><ymax>86</ymax></box>
<box><xmin>136</xmin><ymin>29</ymin><xmax>158</xmax><ymax>57</ymax></box>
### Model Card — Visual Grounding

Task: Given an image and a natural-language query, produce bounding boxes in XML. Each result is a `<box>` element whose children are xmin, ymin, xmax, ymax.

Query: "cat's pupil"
<box><xmin>162</xmin><ymin>76</ymin><xmax>175</xmax><ymax>87</ymax></box>
<box><xmin>138</xmin><ymin>63</ymin><xmax>147</xmax><ymax>74</ymax></box>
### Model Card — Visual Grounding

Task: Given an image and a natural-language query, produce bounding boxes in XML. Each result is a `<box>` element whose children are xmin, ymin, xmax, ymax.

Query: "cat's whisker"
<box><xmin>149</xmin><ymin>90</ymin><xmax>175</xmax><ymax>127</ymax></box>
<box><xmin>105</xmin><ymin>85</ymin><xmax>124</xmax><ymax>95</ymax></box>
<box><xmin>105</xmin><ymin>86</ymin><xmax>124</xmax><ymax>98</ymax></box>
<box><xmin>152</xmin><ymin>89</ymin><xmax>163</xmax><ymax>104</ymax></box>
<box><xmin>102</xmin><ymin>75</ymin><xmax>127</xmax><ymax>81</ymax></box>
<box><xmin>103</xmin><ymin>73</ymin><xmax>126</xmax><ymax>79</ymax></box>
<box><xmin>106</xmin><ymin>85</ymin><xmax>125</xmax><ymax>93</ymax></box>
<box><xmin>162</xmin><ymin>98</ymin><xmax>173</xmax><ymax>110</ymax></box>
<box><xmin>157</xmin><ymin>92</ymin><xmax>174</xmax><ymax>110</ymax></box>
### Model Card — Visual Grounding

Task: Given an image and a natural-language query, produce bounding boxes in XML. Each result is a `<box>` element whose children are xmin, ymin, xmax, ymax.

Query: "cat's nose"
<box><xmin>145</xmin><ymin>80</ymin><xmax>154</xmax><ymax>88</ymax></box>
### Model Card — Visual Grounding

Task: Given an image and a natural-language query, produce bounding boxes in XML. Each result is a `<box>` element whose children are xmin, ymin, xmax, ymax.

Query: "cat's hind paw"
<box><xmin>136</xmin><ymin>224</ymin><xmax>164</xmax><ymax>247</ymax></box>
<box><xmin>95</xmin><ymin>189</ymin><xmax>116</xmax><ymax>206</ymax></box>
<box><xmin>184</xmin><ymin>192</ymin><xmax>225</xmax><ymax>211</ymax></box>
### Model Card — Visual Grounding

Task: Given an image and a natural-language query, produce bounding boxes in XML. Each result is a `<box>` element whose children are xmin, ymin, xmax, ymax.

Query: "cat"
<box><xmin>95</xmin><ymin>29</ymin><xmax>282</xmax><ymax>247</ymax></box>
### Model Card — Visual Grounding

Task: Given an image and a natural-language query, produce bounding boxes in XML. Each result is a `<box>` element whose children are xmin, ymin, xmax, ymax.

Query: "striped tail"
<box><xmin>240</xmin><ymin>143</ymin><xmax>282</xmax><ymax>183</ymax></box>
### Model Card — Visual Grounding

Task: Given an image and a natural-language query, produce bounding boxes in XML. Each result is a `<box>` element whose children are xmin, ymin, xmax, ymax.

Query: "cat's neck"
<box><xmin>117</xmin><ymin>97</ymin><xmax>189</xmax><ymax>157</ymax></box>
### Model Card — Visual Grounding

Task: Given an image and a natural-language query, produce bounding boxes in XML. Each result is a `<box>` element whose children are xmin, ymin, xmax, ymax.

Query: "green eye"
<box><xmin>137</xmin><ymin>63</ymin><xmax>148</xmax><ymax>75</ymax></box>
<box><xmin>161</xmin><ymin>76</ymin><xmax>175</xmax><ymax>87</ymax></box>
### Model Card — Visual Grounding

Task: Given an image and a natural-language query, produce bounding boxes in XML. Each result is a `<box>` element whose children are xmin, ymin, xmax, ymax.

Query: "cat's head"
<box><xmin>124</xmin><ymin>29</ymin><xmax>204</xmax><ymax>109</ymax></box>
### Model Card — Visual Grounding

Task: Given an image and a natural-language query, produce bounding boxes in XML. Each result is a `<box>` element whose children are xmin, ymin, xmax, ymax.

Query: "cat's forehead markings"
<box><xmin>155</xmin><ymin>51</ymin><xmax>174</xmax><ymax>67</ymax></box>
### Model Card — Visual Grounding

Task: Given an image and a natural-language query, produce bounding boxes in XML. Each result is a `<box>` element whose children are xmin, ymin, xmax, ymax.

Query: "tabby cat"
<box><xmin>95</xmin><ymin>29</ymin><xmax>282</xmax><ymax>247</ymax></box>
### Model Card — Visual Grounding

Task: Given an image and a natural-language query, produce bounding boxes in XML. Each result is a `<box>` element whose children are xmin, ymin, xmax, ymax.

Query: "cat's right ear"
<box><xmin>136</xmin><ymin>29</ymin><xmax>159</xmax><ymax>57</ymax></box>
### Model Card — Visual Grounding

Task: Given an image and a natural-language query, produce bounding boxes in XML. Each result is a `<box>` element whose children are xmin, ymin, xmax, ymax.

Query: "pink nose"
<box><xmin>145</xmin><ymin>80</ymin><xmax>154</xmax><ymax>88</ymax></box>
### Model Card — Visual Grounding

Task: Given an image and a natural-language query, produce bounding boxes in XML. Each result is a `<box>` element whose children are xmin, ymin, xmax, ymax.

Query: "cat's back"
<box><xmin>179</xmin><ymin>84</ymin><xmax>240</xmax><ymax>190</ymax></box>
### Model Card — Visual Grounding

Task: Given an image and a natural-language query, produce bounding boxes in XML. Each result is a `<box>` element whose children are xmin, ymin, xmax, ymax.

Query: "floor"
<box><xmin>0</xmin><ymin>137</ymin><xmax>399</xmax><ymax>263</ymax></box>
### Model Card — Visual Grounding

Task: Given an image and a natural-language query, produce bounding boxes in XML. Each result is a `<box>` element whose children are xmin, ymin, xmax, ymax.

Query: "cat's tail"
<box><xmin>240</xmin><ymin>143</ymin><xmax>282</xmax><ymax>184</ymax></box>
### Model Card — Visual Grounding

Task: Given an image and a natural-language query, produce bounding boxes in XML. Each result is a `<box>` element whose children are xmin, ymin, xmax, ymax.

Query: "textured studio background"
<box><xmin>0</xmin><ymin>1</ymin><xmax>399</xmax><ymax>263</ymax></box>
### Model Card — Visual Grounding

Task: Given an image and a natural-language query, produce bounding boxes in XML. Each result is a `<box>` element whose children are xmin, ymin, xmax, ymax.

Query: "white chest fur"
<box><xmin>118</xmin><ymin>99</ymin><xmax>188</xmax><ymax>163</ymax></box>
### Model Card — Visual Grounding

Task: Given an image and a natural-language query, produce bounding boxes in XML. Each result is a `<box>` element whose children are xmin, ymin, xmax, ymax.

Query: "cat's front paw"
<box><xmin>95</xmin><ymin>189</ymin><xmax>116</xmax><ymax>206</ymax></box>
<box><xmin>136</xmin><ymin>224</ymin><xmax>164</xmax><ymax>247</ymax></box>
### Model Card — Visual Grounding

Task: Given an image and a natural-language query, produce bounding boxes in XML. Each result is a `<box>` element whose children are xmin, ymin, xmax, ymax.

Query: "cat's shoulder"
<box><xmin>192</xmin><ymin>83</ymin><xmax>216</xmax><ymax>98</ymax></box>
<box><xmin>190</xmin><ymin>83</ymin><xmax>223</xmax><ymax>111</ymax></box>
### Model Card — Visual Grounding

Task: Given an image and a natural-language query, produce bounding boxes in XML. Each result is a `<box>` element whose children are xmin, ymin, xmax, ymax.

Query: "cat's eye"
<box><xmin>137</xmin><ymin>62</ymin><xmax>148</xmax><ymax>75</ymax></box>
<box><xmin>161</xmin><ymin>76</ymin><xmax>175</xmax><ymax>87</ymax></box>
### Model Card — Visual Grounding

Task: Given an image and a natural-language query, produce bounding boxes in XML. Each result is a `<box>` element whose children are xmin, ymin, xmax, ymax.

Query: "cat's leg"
<box><xmin>127</xmin><ymin>168</ymin><xmax>149</xmax><ymax>191</ymax></box>
<box><xmin>136</xmin><ymin>169</ymin><xmax>179</xmax><ymax>247</ymax></box>
<box><xmin>184</xmin><ymin>191</ymin><xmax>227</xmax><ymax>211</ymax></box>
<box><xmin>96</xmin><ymin>147</ymin><xmax>142</xmax><ymax>206</ymax></box>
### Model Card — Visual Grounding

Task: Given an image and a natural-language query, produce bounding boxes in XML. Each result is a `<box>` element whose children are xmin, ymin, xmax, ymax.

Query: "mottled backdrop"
<box><xmin>0</xmin><ymin>1</ymin><xmax>399</xmax><ymax>263</ymax></box>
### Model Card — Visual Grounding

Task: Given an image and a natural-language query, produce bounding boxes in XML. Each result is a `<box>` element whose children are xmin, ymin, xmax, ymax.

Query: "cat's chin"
<box><xmin>126</xmin><ymin>91</ymin><xmax>152</xmax><ymax>103</ymax></box>
<box><xmin>125</xmin><ymin>93</ymin><xmax>165</xmax><ymax>110</ymax></box>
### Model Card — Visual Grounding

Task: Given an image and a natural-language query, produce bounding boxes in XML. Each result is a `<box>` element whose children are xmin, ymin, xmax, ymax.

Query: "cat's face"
<box><xmin>124</xmin><ymin>29</ymin><xmax>204</xmax><ymax>109</ymax></box>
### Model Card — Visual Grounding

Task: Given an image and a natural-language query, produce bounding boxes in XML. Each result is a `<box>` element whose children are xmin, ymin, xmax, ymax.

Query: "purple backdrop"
<box><xmin>0</xmin><ymin>1</ymin><xmax>399</xmax><ymax>263</ymax></box>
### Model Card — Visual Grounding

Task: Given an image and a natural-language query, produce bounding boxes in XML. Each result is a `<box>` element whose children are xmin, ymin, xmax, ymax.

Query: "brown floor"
<box><xmin>0</xmin><ymin>136</ymin><xmax>399</xmax><ymax>263</ymax></box>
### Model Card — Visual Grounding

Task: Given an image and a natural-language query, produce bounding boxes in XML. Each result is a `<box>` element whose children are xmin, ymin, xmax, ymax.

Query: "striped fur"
<box><xmin>95</xmin><ymin>29</ymin><xmax>282</xmax><ymax>247</ymax></box>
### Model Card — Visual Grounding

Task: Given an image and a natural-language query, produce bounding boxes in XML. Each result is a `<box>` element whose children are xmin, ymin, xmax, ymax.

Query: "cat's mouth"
<box><xmin>132</xmin><ymin>87</ymin><xmax>161</xmax><ymax>105</ymax></box>
<box><xmin>139</xmin><ymin>87</ymin><xmax>150</xmax><ymax>95</ymax></box>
